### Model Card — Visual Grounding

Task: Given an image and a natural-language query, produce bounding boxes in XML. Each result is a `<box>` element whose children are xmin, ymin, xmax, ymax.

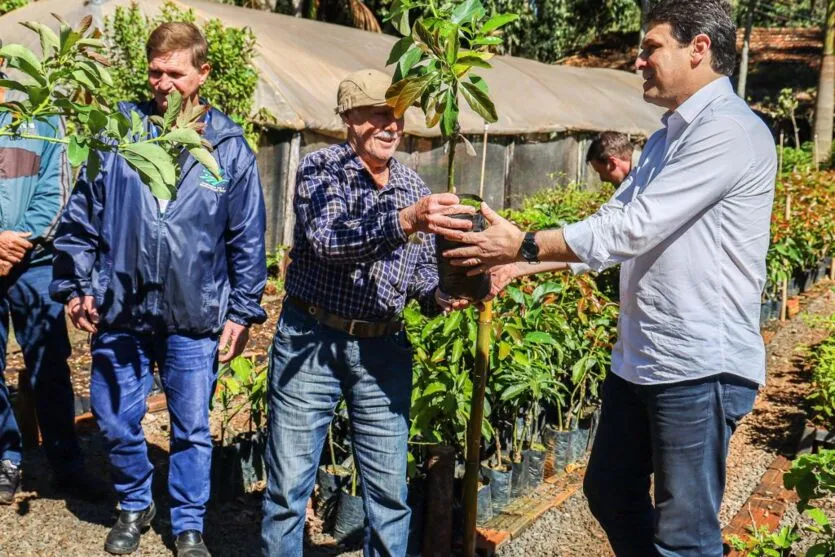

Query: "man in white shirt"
<box><xmin>433</xmin><ymin>1</ymin><xmax>777</xmax><ymax>554</ymax></box>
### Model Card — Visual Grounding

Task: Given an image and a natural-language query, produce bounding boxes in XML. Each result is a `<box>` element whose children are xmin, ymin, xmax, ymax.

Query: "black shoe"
<box><xmin>0</xmin><ymin>460</ymin><xmax>21</xmax><ymax>505</ymax></box>
<box><xmin>104</xmin><ymin>503</ymin><xmax>156</xmax><ymax>555</ymax></box>
<box><xmin>175</xmin><ymin>530</ymin><xmax>211</xmax><ymax>557</ymax></box>
<box><xmin>53</xmin><ymin>468</ymin><xmax>111</xmax><ymax>502</ymax></box>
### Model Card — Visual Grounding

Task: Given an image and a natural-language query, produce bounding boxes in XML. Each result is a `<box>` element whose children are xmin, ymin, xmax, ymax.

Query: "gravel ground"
<box><xmin>496</xmin><ymin>282</ymin><xmax>835</xmax><ymax>557</ymax></box>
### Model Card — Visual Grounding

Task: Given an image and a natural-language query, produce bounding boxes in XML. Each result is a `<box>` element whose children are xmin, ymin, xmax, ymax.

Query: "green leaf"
<box><xmin>0</xmin><ymin>79</ymin><xmax>27</xmax><ymax>93</ymax></box>
<box><xmin>440</xmin><ymin>96</ymin><xmax>458</xmax><ymax>138</ymax></box>
<box><xmin>87</xmin><ymin>109</ymin><xmax>108</xmax><ymax>135</ymax></box>
<box><xmin>71</xmin><ymin>68</ymin><xmax>97</xmax><ymax>90</ymax></box>
<box><xmin>188</xmin><ymin>147</ymin><xmax>221</xmax><ymax>179</ymax></box>
<box><xmin>67</xmin><ymin>135</ymin><xmax>89</xmax><ymax>167</ymax></box>
<box><xmin>85</xmin><ymin>150</ymin><xmax>101</xmax><ymax>183</ymax></box>
<box><xmin>121</xmin><ymin>142</ymin><xmax>177</xmax><ymax>191</ymax></box>
<box><xmin>164</xmin><ymin>128</ymin><xmax>202</xmax><ymax>148</ymax></box>
<box><xmin>500</xmin><ymin>383</ymin><xmax>526</xmax><ymax>402</ymax></box>
<box><xmin>450</xmin><ymin>338</ymin><xmax>464</xmax><ymax>363</ymax></box>
<box><xmin>470</xmin><ymin>36</ymin><xmax>503</xmax><ymax>46</ymax></box>
<box><xmin>20</xmin><ymin>22</ymin><xmax>60</xmax><ymax>58</ymax></box>
<box><xmin>387</xmin><ymin>36</ymin><xmax>414</xmax><ymax>66</ymax></box>
<box><xmin>498</xmin><ymin>341</ymin><xmax>512</xmax><ymax>360</ymax></box>
<box><xmin>524</xmin><ymin>331</ymin><xmax>556</xmax><ymax>345</ymax></box>
<box><xmin>460</xmin><ymin>80</ymin><xmax>498</xmax><ymax>122</ymax></box>
<box><xmin>480</xmin><ymin>13</ymin><xmax>519</xmax><ymax>34</ymax></box>
<box><xmin>442</xmin><ymin>311</ymin><xmax>464</xmax><ymax>336</ymax></box>
<box><xmin>164</xmin><ymin>91</ymin><xmax>183</xmax><ymax>130</ymax></box>
<box><xmin>120</xmin><ymin>148</ymin><xmax>173</xmax><ymax>200</ymax></box>
<box><xmin>397</xmin><ymin>46</ymin><xmax>423</xmax><ymax>80</ymax></box>
<box><xmin>444</xmin><ymin>25</ymin><xmax>459</xmax><ymax>66</ymax></box>
<box><xmin>386</xmin><ymin>74</ymin><xmax>433</xmax><ymax>118</ymax></box>
<box><xmin>805</xmin><ymin>507</ymin><xmax>830</xmax><ymax>527</ymax></box>
<box><xmin>0</xmin><ymin>45</ymin><xmax>46</xmax><ymax>86</ymax></box>
<box><xmin>451</xmin><ymin>0</ymin><xmax>484</xmax><ymax>24</ymax></box>
<box><xmin>456</xmin><ymin>56</ymin><xmax>493</xmax><ymax>69</ymax></box>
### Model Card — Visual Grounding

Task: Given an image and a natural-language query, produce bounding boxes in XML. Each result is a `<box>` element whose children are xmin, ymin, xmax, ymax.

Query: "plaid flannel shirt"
<box><xmin>285</xmin><ymin>142</ymin><xmax>439</xmax><ymax>320</ymax></box>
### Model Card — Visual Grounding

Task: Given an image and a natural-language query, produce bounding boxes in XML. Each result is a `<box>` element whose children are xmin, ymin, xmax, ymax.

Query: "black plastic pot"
<box><xmin>509</xmin><ymin>459</ymin><xmax>526</xmax><ymax>498</ymax></box>
<box><xmin>210</xmin><ymin>444</ymin><xmax>243</xmax><ymax>504</ymax></box>
<box><xmin>316</xmin><ymin>465</ymin><xmax>352</xmax><ymax>529</ymax></box>
<box><xmin>238</xmin><ymin>430</ymin><xmax>266</xmax><ymax>490</ymax></box>
<box><xmin>407</xmin><ymin>479</ymin><xmax>425</xmax><ymax>557</ymax></box>
<box><xmin>571</xmin><ymin>424</ymin><xmax>591</xmax><ymax>462</ymax></box>
<box><xmin>476</xmin><ymin>483</ymin><xmax>493</xmax><ymax>525</ymax></box>
<box><xmin>522</xmin><ymin>448</ymin><xmax>546</xmax><ymax>490</ymax></box>
<box><xmin>435</xmin><ymin>194</ymin><xmax>491</xmax><ymax>300</ymax></box>
<box><xmin>549</xmin><ymin>427</ymin><xmax>575</xmax><ymax>473</ymax></box>
<box><xmin>481</xmin><ymin>464</ymin><xmax>512</xmax><ymax>515</ymax></box>
<box><xmin>333</xmin><ymin>488</ymin><xmax>366</xmax><ymax>545</ymax></box>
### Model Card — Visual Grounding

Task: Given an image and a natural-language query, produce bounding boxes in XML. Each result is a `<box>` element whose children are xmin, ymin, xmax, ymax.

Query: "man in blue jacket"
<box><xmin>51</xmin><ymin>23</ymin><xmax>267</xmax><ymax>557</ymax></box>
<box><xmin>0</xmin><ymin>48</ymin><xmax>97</xmax><ymax>506</ymax></box>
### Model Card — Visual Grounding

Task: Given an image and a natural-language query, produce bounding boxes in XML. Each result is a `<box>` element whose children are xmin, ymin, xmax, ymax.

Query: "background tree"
<box><xmin>814</xmin><ymin>0</ymin><xmax>835</xmax><ymax>164</ymax></box>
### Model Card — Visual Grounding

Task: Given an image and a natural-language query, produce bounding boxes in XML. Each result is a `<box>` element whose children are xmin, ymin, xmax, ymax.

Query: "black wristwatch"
<box><xmin>520</xmin><ymin>232</ymin><xmax>540</xmax><ymax>264</ymax></box>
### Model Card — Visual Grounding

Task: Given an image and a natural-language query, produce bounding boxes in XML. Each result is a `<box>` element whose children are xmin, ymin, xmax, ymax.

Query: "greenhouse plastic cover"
<box><xmin>0</xmin><ymin>0</ymin><xmax>665</xmax><ymax>138</ymax></box>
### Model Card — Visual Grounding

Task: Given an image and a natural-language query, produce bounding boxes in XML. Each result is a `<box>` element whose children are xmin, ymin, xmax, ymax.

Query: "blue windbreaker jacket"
<box><xmin>50</xmin><ymin>101</ymin><xmax>268</xmax><ymax>335</ymax></box>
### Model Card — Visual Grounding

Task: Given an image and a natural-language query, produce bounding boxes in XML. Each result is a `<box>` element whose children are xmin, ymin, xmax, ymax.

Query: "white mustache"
<box><xmin>376</xmin><ymin>131</ymin><xmax>399</xmax><ymax>141</ymax></box>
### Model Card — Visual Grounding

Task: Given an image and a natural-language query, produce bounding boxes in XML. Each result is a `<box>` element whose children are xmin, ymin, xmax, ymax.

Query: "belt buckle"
<box><xmin>347</xmin><ymin>319</ymin><xmax>358</xmax><ymax>336</ymax></box>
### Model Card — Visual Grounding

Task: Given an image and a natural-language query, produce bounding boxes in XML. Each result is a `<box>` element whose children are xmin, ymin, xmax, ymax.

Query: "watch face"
<box><xmin>522</xmin><ymin>233</ymin><xmax>539</xmax><ymax>261</ymax></box>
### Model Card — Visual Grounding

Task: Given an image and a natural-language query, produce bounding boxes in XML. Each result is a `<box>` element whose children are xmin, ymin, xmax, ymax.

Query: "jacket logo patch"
<box><xmin>199</xmin><ymin>167</ymin><xmax>229</xmax><ymax>193</ymax></box>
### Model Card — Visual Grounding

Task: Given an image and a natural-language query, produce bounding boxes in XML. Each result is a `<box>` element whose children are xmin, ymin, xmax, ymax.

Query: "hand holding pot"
<box><xmin>441</xmin><ymin>203</ymin><xmax>524</xmax><ymax>274</ymax></box>
<box><xmin>399</xmin><ymin>193</ymin><xmax>475</xmax><ymax>236</ymax></box>
<box><xmin>435</xmin><ymin>288</ymin><xmax>481</xmax><ymax>312</ymax></box>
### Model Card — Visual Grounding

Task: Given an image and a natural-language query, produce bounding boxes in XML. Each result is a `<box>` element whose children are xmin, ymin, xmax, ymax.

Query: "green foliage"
<box><xmin>101</xmin><ymin>1</ymin><xmax>260</xmax><ymax>145</ymax></box>
<box><xmin>214</xmin><ymin>355</ymin><xmax>268</xmax><ymax>445</ymax></box>
<box><xmin>0</xmin><ymin>16</ymin><xmax>218</xmax><ymax>199</ymax></box>
<box><xmin>0</xmin><ymin>0</ymin><xmax>27</xmax><ymax>16</ymax></box>
<box><xmin>767</xmin><ymin>170</ymin><xmax>835</xmax><ymax>298</ymax></box>
<box><xmin>778</xmin><ymin>450</ymin><xmax>835</xmax><ymax>556</ymax></box>
<box><xmin>405</xmin><ymin>271</ymin><xmax>618</xmax><ymax>456</ymax></box>
<box><xmin>385</xmin><ymin>0</ymin><xmax>518</xmax><ymax>143</ymax></box>
<box><xmin>726</xmin><ymin>525</ymin><xmax>800</xmax><ymax>557</ymax></box>
<box><xmin>807</xmin><ymin>316</ymin><xmax>835</xmax><ymax>428</ymax></box>
<box><xmin>738</xmin><ymin>0</ymin><xmax>826</xmax><ymax>28</ymax></box>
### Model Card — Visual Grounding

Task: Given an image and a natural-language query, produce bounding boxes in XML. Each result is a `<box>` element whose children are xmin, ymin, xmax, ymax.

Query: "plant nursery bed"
<box><xmin>477</xmin><ymin>466</ymin><xmax>587</xmax><ymax>555</ymax></box>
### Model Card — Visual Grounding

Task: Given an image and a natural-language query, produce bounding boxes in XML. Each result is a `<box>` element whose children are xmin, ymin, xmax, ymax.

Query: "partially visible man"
<box><xmin>586</xmin><ymin>131</ymin><xmax>634</xmax><ymax>187</ymax></box>
<box><xmin>432</xmin><ymin>1</ymin><xmax>776</xmax><ymax>555</ymax></box>
<box><xmin>260</xmin><ymin>69</ymin><xmax>472</xmax><ymax>557</ymax></box>
<box><xmin>51</xmin><ymin>23</ymin><xmax>267</xmax><ymax>557</ymax></box>
<box><xmin>0</xmin><ymin>44</ymin><xmax>98</xmax><ymax>506</ymax></box>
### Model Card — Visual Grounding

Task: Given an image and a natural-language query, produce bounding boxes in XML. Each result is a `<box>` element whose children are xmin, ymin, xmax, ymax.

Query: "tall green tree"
<box><xmin>814</xmin><ymin>0</ymin><xmax>835</xmax><ymax>164</ymax></box>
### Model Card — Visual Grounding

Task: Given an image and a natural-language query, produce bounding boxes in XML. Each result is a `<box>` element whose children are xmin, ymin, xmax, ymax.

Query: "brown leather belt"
<box><xmin>288</xmin><ymin>297</ymin><xmax>403</xmax><ymax>338</ymax></box>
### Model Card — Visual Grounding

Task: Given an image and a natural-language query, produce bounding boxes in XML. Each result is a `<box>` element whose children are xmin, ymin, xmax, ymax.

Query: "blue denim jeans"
<box><xmin>583</xmin><ymin>372</ymin><xmax>758</xmax><ymax>557</ymax></box>
<box><xmin>262</xmin><ymin>302</ymin><xmax>412</xmax><ymax>557</ymax></box>
<box><xmin>0</xmin><ymin>258</ymin><xmax>80</xmax><ymax>472</ymax></box>
<box><xmin>90</xmin><ymin>331</ymin><xmax>218</xmax><ymax>535</ymax></box>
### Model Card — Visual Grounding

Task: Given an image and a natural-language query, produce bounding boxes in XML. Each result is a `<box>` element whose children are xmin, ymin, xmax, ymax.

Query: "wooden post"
<box><xmin>13</xmin><ymin>370</ymin><xmax>39</xmax><ymax>450</ymax></box>
<box><xmin>781</xmin><ymin>194</ymin><xmax>792</xmax><ymax>321</ymax></box>
<box><xmin>478</xmin><ymin>124</ymin><xmax>488</xmax><ymax>200</ymax></box>
<box><xmin>463</xmin><ymin>301</ymin><xmax>493</xmax><ymax>556</ymax></box>
<box><xmin>831</xmin><ymin>252</ymin><xmax>835</xmax><ymax>280</ymax></box>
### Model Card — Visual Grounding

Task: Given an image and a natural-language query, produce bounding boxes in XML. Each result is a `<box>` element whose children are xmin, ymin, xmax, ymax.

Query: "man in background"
<box><xmin>587</xmin><ymin>131</ymin><xmax>634</xmax><ymax>187</ymax></box>
<box><xmin>0</xmin><ymin>42</ymin><xmax>98</xmax><ymax>506</ymax></box>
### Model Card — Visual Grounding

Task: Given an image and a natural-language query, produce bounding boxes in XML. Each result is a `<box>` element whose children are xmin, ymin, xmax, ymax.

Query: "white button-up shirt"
<box><xmin>564</xmin><ymin>77</ymin><xmax>777</xmax><ymax>385</ymax></box>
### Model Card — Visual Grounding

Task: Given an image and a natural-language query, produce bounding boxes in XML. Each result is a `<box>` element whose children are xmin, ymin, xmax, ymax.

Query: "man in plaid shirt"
<box><xmin>261</xmin><ymin>69</ymin><xmax>471</xmax><ymax>557</ymax></box>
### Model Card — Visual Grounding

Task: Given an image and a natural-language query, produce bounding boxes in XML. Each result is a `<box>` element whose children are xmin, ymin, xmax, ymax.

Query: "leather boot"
<box><xmin>175</xmin><ymin>530</ymin><xmax>211</xmax><ymax>557</ymax></box>
<box><xmin>104</xmin><ymin>503</ymin><xmax>156</xmax><ymax>555</ymax></box>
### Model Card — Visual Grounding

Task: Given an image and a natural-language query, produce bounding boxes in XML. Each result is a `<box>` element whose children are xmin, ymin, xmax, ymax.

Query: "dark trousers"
<box><xmin>583</xmin><ymin>372</ymin><xmax>757</xmax><ymax>557</ymax></box>
<box><xmin>0</xmin><ymin>258</ymin><xmax>80</xmax><ymax>472</ymax></box>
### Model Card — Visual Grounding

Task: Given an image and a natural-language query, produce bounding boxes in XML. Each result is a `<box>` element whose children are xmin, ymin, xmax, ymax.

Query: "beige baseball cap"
<box><xmin>335</xmin><ymin>69</ymin><xmax>393</xmax><ymax>114</ymax></box>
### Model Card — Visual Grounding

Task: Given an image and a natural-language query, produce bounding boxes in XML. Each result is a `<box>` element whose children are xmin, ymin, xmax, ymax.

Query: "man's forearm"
<box><xmin>532</xmin><ymin>229</ymin><xmax>582</xmax><ymax>263</ymax></box>
<box><xmin>515</xmin><ymin>261</ymin><xmax>570</xmax><ymax>277</ymax></box>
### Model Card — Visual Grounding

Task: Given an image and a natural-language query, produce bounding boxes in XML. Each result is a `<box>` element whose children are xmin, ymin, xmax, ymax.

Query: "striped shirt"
<box><xmin>285</xmin><ymin>142</ymin><xmax>439</xmax><ymax>320</ymax></box>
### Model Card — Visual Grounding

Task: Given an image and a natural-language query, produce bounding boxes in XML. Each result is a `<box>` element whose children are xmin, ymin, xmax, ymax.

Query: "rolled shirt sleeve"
<box><xmin>563</xmin><ymin>119</ymin><xmax>752</xmax><ymax>272</ymax></box>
